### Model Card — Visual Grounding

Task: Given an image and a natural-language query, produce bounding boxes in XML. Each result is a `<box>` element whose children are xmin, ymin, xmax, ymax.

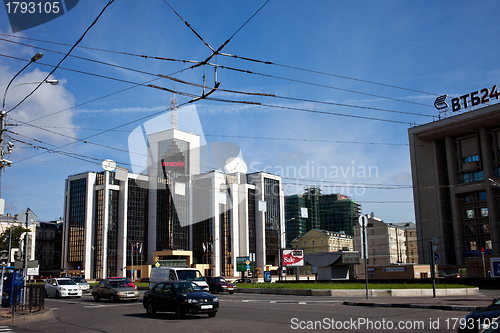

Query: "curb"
<box><xmin>342</xmin><ymin>301</ymin><xmax>480</xmax><ymax>312</ymax></box>
<box><xmin>0</xmin><ymin>309</ymin><xmax>54</xmax><ymax>324</ymax></box>
<box><xmin>236</xmin><ymin>287</ymin><xmax>479</xmax><ymax>297</ymax></box>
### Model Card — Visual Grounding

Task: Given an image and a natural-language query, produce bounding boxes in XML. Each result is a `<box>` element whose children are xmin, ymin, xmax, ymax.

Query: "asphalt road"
<box><xmin>5</xmin><ymin>291</ymin><xmax>482</xmax><ymax>333</ymax></box>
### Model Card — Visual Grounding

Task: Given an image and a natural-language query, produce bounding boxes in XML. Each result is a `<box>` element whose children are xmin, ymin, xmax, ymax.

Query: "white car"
<box><xmin>70</xmin><ymin>276</ymin><xmax>91</xmax><ymax>293</ymax></box>
<box><xmin>45</xmin><ymin>278</ymin><xmax>82</xmax><ymax>298</ymax></box>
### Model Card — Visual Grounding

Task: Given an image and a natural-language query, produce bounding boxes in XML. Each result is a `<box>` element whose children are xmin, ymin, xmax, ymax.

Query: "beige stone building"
<box><xmin>290</xmin><ymin>229</ymin><xmax>353</xmax><ymax>254</ymax></box>
<box><xmin>393</xmin><ymin>222</ymin><xmax>419</xmax><ymax>264</ymax></box>
<box><xmin>354</xmin><ymin>215</ymin><xmax>408</xmax><ymax>276</ymax></box>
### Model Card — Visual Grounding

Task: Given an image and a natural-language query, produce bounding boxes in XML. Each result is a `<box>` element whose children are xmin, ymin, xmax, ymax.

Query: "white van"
<box><xmin>149</xmin><ymin>267</ymin><xmax>209</xmax><ymax>292</ymax></box>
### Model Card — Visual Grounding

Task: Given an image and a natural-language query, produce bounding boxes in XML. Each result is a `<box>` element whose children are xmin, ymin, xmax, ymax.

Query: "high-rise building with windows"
<box><xmin>63</xmin><ymin>128</ymin><xmax>284</xmax><ymax>279</ymax></box>
<box><xmin>285</xmin><ymin>189</ymin><xmax>360</xmax><ymax>246</ymax></box>
<box><xmin>409</xmin><ymin>102</ymin><xmax>500</xmax><ymax>268</ymax></box>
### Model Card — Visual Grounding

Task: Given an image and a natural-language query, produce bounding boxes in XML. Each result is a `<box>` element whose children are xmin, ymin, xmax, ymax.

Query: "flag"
<box><xmin>139</xmin><ymin>243</ymin><xmax>143</xmax><ymax>254</ymax></box>
<box><xmin>202</xmin><ymin>243</ymin><xmax>206</xmax><ymax>252</ymax></box>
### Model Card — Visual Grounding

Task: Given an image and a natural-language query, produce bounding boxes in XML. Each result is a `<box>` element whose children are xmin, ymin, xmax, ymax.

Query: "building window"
<box><xmin>462</xmin><ymin>155</ymin><xmax>479</xmax><ymax>163</ymax></box>
<box><xmin>481</xmin><ymin>224</ymin><xmax>490</xmax><ymax>234</ymax></box>
<box><xmin>303</xmin><ymin>241</ymin><xmax>306</xmax><ymax>247</ymax></box>
<box><xmin>412</xmin><ymin>259</ymin><xmax>414</xmax><ymax>263</ymax></box>
<box><xmin>411</xmin><ymin>250</ymin><xmax>414</xmax><ymax>255</ymax></box>
<box><xmin>321</xmin><ymin>239</ymin><xmax>323</xmax><ymax>245</ymax></box>
<box><xmin>480</xmin><ymin>208</ymin><xmax>488</xmax><ymax>217</ymax></box>
<box><xmin>458</xmin><ymin>171</ymin><xmax>484</xmax><ymax>184</ymax></box>
<box><xmin>372</xmin><ymin>249</ymin><xmax>375</xmax><ymax>255</ymax></box>
<box><xmin>371</xmin><ymin>230</ymin><xmax>374</xmax><ymax>235</ymax></box>
<box><xmin>373</xmin><ymin>259</ymin><xmax>376</xmax><ymax>265</ymax></box>
<box><xmin>312</xmin><ymin>240</ymin><xmax>315</xmax><ymax>246</ymax></box>
<box><xmin>469</xmin><ymin>241</ymin><xmax>477</xmax><ymax>251</ymax></box>
<box><xmin>466</xmin><ymin>209</ymin><xmax>475</xmax><ymax>219</ymax></box>
<box><xmin>486</xmin><ymin>240</ymin><xmax>492</xmax><ymax>250</ymax></box>
<box><xmin>409</xmin><ymin>232</ymin><xmax>412</xmax><ymax>237</ymax></box>
<box><xmin>410</xmin><ymin>241</ymin><xmax>413</xmax><ymax>246</ymax></box>
<box><xmin>479</xmin><ymin>192</ymin><xmax>487</xmax><ymax>201</ymax></box>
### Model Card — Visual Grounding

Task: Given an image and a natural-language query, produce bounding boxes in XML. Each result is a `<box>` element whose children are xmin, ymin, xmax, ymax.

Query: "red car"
<box><xmin>107</xmin><ymin>277</ymin><xmax>137</xmax><ymax>290</ymax></box>
<box><xmin>205</xmin><ymin>276</ymin><xmax>237</xmax><ymax>294</ymax></box>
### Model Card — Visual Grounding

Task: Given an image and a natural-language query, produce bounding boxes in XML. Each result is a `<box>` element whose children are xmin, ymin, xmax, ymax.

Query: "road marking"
<box><xmin>240</xmin><ymin>299</ymin><xmax>342</xmax><ymax>305</ymax></box>
<box><xmin>84</xmin><ymin>302</ymin><xmax>141</xmax><ymax>308</ymax></box>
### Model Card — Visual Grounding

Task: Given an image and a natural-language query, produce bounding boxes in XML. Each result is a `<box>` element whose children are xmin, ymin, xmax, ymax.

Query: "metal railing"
<box><xmin>12</xmin><ymin>284</ymin><xmax>44</xmax><ymax>316</ymax></box>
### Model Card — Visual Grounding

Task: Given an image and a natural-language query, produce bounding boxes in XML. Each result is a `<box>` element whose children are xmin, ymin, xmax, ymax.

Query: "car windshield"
<box><xmin>176</xmin><ymin>270</ymin><xmax>205</xmax><ymax>282</ymax></box>
<box><xmin>173</xmin><ymin>282</ymin><xmax>203</xmax><ymax>293</ymax></box>
<box><xmin>58</xmin><ymin>279</ymin><xmax>76</xmax><ymax>286</ymax></box>
<box><xmin>213</xmin><ymin>277</ymin><xmax>227</xmax><ymax>283</ymax></box>
<box><xmin>72</xmin><ymin>277</ymin><xmax>86</xmax><ymax>283</ymax></box>
<box><xmin>110</xmin><ymin>281</ymin><xmax>128</xmax><ymax>288</ymax></box>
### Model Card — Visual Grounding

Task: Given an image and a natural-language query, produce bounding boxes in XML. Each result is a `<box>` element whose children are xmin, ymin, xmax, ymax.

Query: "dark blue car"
<box><xmin>458</xmin><ymin>298</ymin><xmax>500</xmax><ymax>332</ymax></box>
<box><xmin>143</xmin><ymin>281</ymin><xmax>219</xmax><ymax>318</ymax></box>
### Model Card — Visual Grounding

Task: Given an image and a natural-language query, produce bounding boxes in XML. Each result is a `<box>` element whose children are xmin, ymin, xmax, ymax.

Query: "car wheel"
<box><xmin>229</xmin><ymin>292</ymin><xmax>234</xmax><ymax>294</ymax></box>
<box><xmin>76</xmin><ymin>296</ymin><xmax>81</xmax><ymax>298</ymax></box>
<box><xmin>110</xmin><ymin>294</ymin><xmax>115</xmax><ymax>303</ymax></box>
<box><xmin>93</xmin><ymin>293</ymin><xmax>100</xmax><ymax>301</ymax></box>
<box><xmin>146</xmin><ymin>303</ymin><xmax>156</xmax><ymax>317</ymax></box>
<box><xmin>208</xmin><ymin>312</ymin><xmax>216</xmax><ymax>318</ymax></box>
<box><xmin>175</xmin><ymin>306</ymin><xmax>184</xmax><ymax>319</ymax></box>
<box><xmin>213</xmin><ymin>288</ymin><xmax>219</xmax><ymax>294</ymax></box>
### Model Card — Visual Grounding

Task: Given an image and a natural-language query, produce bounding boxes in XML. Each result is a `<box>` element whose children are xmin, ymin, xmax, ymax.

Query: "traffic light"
<box><xmin>0</xmin><ymin>250</ymin><xmax>8</xmax><ymax>265</ymax></box>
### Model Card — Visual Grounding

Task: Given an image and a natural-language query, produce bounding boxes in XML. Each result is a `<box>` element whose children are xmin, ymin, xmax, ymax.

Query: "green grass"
<box><xmin>234</xmin><ymin>282</ymin><xmax>474</xmax><ymax>289</ymax></box>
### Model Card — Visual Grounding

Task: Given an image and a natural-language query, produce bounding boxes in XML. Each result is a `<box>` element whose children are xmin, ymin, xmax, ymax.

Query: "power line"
<box><xmin>6</xmin><ymin>0</ymin><xmax>116</xmax><ymax>114</ymax></box>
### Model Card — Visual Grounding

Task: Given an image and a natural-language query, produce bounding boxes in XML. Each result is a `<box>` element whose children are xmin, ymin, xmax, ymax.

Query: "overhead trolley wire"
<box><xmin>6</xmin><ymin>0</ymin><xmax>115</xmax><ymax>114</ymax></box>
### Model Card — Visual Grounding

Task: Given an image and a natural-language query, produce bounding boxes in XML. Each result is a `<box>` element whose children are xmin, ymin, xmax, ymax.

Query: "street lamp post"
<box><xmin>0</xmin><ymin>52</ymin><xmax>45</xmax><ymax>198</ymax></box>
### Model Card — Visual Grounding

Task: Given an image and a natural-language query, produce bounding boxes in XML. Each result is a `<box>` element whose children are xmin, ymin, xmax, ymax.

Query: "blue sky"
<box><xmin>1</xmin><ymin>1</ymin><xmax>500</xmax><ymax>223</ymax></box>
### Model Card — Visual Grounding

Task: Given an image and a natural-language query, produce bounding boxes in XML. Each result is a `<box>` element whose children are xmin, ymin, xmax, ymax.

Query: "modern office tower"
<box><xmin>320</xmin><ymin>194</ymin><xmax>360</xmax><ymax>236</ymax></box>
<box><xmin>409</xmin><ymin>102</ymin><xmax>500</xmax><ymax>267</ymax></box>
<box><xmin>63</xmin><ymin>129</ymin><xmax>285</xmax><ymax>279</ymax></box>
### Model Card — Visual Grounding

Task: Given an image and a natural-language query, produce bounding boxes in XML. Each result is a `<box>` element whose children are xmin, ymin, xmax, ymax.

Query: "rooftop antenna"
<box><xmin>169</xmin><ymin>93</ymin><xmax>178</xmax><ymax>130</ymax></box>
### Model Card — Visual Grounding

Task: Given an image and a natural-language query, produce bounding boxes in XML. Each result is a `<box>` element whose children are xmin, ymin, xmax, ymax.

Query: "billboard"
<box><xmin>282</xmin><ymin>249</ymin><xmax>304</xmax><ymax>267</ymax></box>
<box><xmin>490</xmin><ymin>258</ymin><xmax>500</xmax><ymax>277</ymax></box>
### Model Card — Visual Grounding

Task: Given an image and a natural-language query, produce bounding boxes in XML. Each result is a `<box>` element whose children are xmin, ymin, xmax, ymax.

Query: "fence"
<box><xmin>12</xmin><ymin>284</ymin><xmax>44</xmax><ymax>316</ymax></box>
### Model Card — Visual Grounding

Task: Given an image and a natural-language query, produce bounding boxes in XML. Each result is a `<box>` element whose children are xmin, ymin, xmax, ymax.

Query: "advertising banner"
<box><xmin>282</xmin><ymin>249</ymin><xmax>304</xmax><ymax>267</ymax></box>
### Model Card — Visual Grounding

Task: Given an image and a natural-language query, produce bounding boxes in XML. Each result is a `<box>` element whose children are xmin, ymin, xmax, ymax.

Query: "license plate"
<box><xmin>126</xmin><ymin>294</ymin><xmax>135</xmax><ymax>297</ymax></box>
<box><xmin>201</xmin><ymin>305</ymin><xmax>212</xmax><ymax>310</ymax></box>
<box><xmin>227</xmin><ymin>288</ymin><xmax>233</xmax><ymax>290</ymax></box>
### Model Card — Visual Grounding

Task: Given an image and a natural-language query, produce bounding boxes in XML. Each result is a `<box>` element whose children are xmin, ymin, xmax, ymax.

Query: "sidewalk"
<box><xmin>0</xmin><ymin>307</ymin><xmax>54</xmax><ymax>324</ymax></box>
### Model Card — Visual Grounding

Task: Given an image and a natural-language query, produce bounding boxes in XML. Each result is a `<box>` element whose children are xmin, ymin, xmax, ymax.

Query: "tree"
<box><xmin>0</xmin><ymin>225</ymin><xmax>32</xmax><ymax>251</ymax></box>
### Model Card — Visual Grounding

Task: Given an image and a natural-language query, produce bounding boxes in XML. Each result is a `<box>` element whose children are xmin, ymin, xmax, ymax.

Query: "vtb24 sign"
<box><xmin>434</xmin><ymin>85</ymin><xmax>500</xmax><ymax>112</ymax></box>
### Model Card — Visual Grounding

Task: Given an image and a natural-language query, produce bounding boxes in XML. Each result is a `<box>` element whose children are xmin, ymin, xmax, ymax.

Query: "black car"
<box><xmin>234</xmin><ymin>278</ymin><xmax>252</xmax><ymax>284</ymax></box>
<box><xmin>458</xmin><ymin>298</ymin><xmax>500</xmax><ymax>332</ymax></box>
<box><xmin>143</xmin><ymin>281</ymin><xmax>219</xmax><ymax>318</ymax></box>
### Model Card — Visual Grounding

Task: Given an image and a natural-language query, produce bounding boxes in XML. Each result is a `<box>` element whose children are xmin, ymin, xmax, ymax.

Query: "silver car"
<box><xmin>45</xmin><ymin>278</ymin><xmax>82</xmax><ymax>298</ymax></box>
<box><xmin>70</xmin><ymin>276</ymin><xmax>90</xmax><ymax>293</ymax></box>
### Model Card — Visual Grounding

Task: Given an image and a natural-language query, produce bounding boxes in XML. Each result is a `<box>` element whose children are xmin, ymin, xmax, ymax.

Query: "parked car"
<box><xmin>92</xmin><ymin>278</ymin><xmax>140</xmax><ymax>302</ymax></box>
<box><xmin>458</xmin><ymin>298</ymin><xmax>500</xmax><ymax>332</ymax></box>
<box><xmin>205</xmin><ymin>276</ymin><xmax>237</xmax><ymax>294</ymax></box>
<box><xmin>70</xmin><ymin>276</ymin><xmax>90</xmax><ymax>293</ymax></box>
<box><xmin>234</xmin><ymin>278</ymin><xmax>252</xmax><ymax>284</ymax></box>
<box><xmin>45</xmin><ymin>278</ymin><xmax>82</xmax><ymax>298</ymax></box>
<box><xmin>107</xmin><ymin>276</ymin><xmax>137</xmax><ymax>290</ymax></box>
<box><xmin>143</xmin><ymin>281</ymin><xmax>219</xmax><ymax>318</ymax></box>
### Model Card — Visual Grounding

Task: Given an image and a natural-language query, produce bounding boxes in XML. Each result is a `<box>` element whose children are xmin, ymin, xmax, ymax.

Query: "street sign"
<box><xmin>434</xmin><ymin>253</ymin><xmax>440</xmax><ymax>261</ymax></box>
<box><xmin>237</xmin><ymin>256</ymin><xmax>251</xmax><ymax>271</ymax></box>
<box><xmin>264</xmin><ymin>271</ymin><xmax>271</xmax><ymax>283</ymax></box>
<box><xmin>358</xmin><ymin>215</ymin><xmax>368</xmax><ymax>227</ymax></box>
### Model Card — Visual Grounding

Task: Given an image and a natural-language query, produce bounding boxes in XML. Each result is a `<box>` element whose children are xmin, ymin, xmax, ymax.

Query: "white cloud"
<box><xmin>0</xmin><ymin>67</ymin><xmax>77</xmax><ymax>144</ymax></box>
